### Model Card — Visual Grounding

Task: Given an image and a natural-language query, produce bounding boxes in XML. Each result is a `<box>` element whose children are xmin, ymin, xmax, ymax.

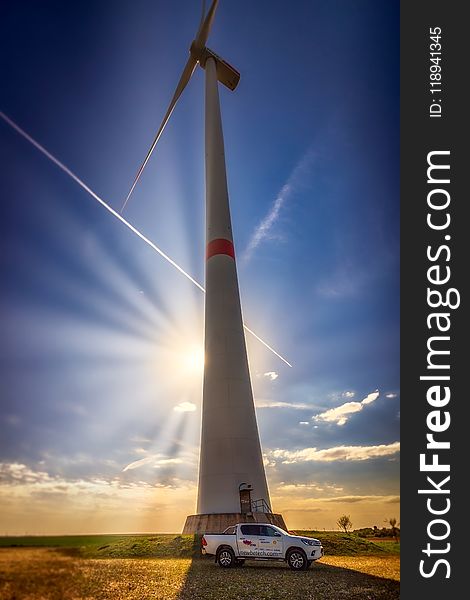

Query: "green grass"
<box><xmin>292</xmin><ymin>531</ymin><xmax>400</xmax><ymax>556</ymax></box>
<box><xmin>0</xmin><ymin>534</ymin><xmax>198</xmax><ymax>558</ymax></box>
<box><xmin>370</xmin><ymin>539</ymin><xmax>401</xmax><ymax>554</ymax></box>
<box><xmin>0</xmin><ymin>531</ymin><xmax>399</xmax><ymax>558</ymax></box>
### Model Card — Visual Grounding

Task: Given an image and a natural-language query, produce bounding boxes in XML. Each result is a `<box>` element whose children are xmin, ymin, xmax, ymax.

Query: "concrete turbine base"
<box><xmin>182</xmin><ymin>513</ymin><xmax>287</xmax><ymax>535</ymax></box>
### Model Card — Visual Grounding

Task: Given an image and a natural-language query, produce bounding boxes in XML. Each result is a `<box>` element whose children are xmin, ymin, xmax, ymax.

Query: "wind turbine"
<box><xmin>123</xmin><ymin>0</ymin><xmax>286</xmax><ymax>534</ymax></box>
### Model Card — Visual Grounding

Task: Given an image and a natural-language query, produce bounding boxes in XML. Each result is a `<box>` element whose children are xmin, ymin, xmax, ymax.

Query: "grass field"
<box><xmin>0</xmin><ymin>531</ymin><xmax>399</xmax><ymax>558</ymax></box>
<box><xmin>0</xmin><ymin>534</ymin><xmax>197</xmax><ymax>558</ymax></box>
<box><xmin>0</xmin><ymin>533</ymin><xmax>400</xmax><ymax>599</ymax></box>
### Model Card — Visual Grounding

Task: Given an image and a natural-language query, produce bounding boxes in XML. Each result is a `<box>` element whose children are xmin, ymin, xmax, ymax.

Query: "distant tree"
<box><xmin>386</xmin><ymin>517</ymin><xmax>400</xmax><ymax>542</ymax></box>
<box><xmin>337</xmin><ymin>514</ymin><xmax>353</xmax><ymax>533</ymax></box>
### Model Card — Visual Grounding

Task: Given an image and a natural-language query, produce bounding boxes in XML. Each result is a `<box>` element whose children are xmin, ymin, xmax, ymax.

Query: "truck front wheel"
<box><xmin>287</xmin><ymin>549</ymin><xmax>308</xmax><ymax>571</ymax></box>
<box><xmin>217</xmin><ymin>547</ymin><xmax>236</xmax><ymax>568</ymax></box>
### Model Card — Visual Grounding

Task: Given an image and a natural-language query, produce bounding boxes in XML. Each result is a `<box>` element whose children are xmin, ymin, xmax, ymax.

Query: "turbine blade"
<box><xmin>195</xmin><ymin>0</ymin><xmax>218</xmax><ymax>47</ymax></box>
<box><xmin>198</xmin><ymin>0</ymin><xmax>207</xmax><ymax>35</ymax></box>
<box><xmin>121</xmin><ymin>55</ymin><xmax>198</xmax><ymax>212</ymax></box>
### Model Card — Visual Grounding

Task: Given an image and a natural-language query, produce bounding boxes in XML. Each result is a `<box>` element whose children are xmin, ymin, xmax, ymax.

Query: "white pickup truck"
<box><xmin>201</xmin><ymin>523</ymin><xmax>323</xmax><ymax>570</ymax></box>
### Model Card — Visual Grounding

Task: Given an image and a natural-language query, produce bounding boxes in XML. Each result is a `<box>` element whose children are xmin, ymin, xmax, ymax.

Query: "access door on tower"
<box><xmin>239</xmin><ymin>483</ymin><xmax>253</xmax><ymax>514</ymax></box>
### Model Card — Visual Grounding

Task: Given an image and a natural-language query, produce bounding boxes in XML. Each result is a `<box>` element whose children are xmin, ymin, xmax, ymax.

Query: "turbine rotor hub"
<box><xmin>190</xmin><ymin>40</ymin><xmax>205</xmax><ymax>62</ymax></box>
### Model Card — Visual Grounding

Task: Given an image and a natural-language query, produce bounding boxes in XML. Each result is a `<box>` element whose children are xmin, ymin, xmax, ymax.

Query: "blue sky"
<box><xmin>0</xmin><ymin>0</ymin><xmax>399</xmax><ymax>533</ymax></box>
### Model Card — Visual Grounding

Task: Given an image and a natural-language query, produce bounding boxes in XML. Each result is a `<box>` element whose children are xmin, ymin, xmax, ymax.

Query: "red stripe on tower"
<box><xmin>206</xmin><ymin>238</ymin><xmax>235</xmax><ymax>261</ymax></box>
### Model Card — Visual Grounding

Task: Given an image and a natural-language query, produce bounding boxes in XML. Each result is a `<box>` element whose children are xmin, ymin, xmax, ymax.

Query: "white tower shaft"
<box><xmin>197</xmin><ymin>57</ymin><xmax>270</xmax><ymax>514</ymax></box>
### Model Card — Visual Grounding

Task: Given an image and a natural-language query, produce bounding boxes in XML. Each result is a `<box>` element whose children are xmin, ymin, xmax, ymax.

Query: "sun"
<box><xmin>182</xmin><ymin>346</ymin><xmax>205</xmax><ymax>374</ymax></box>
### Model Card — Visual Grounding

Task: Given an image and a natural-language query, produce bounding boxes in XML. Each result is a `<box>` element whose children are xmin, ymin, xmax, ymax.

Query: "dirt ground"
<box><xmin>0</xmin><ymin>547</ymin><xmax>399</xmax><ymax>600</ymax></box>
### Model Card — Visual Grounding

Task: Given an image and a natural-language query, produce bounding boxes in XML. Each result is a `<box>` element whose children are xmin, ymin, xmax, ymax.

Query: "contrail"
<box><xmin>243</xmin><ymin>325</ymin><xmax>292</xmax><ymax>368</ymax></box>
<box><xmin>0</xmin><ymin>111</ymin><xmax>204</xmax><ymax>293</ymax></box>
<box><xmin>243</xmin><ymin>187</ymin><xmax>288</xmax><ymax>262</ymax></box>
<box><xmin>0</xmin><ymin>111</ymin><xmax>292</xmax><ymax>368</ymax></box>
<box><xmin>243</xmin><ymin>149</ymin><xmax>315</xmax><ymax>263</ymax></box>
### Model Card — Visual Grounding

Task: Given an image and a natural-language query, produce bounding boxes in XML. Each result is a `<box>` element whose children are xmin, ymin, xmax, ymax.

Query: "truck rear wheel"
<box><xmin>217</xmin><ymin>547</ymin><xmax>236</xmax><ymax>568</ymax></box>
<box><xmin>287</xmin><ymin>549</ymin><xmax>308</xmax><ymax>571</ymax></box>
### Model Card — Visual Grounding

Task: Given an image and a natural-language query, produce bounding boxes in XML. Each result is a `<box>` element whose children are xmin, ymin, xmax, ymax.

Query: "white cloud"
<box><xmin>323</xmin><ymin>494</ymin><xmax>400</xmax><ymax>504</ymax></box>
<box><xmin>314</xmin><ymin>401</ymin><xmax>363</xmax><ymax>426</ymax></box>
<box><xmin>266</xmin><ymin>442</ymin><xmax>400</xmax><ymax>464</ymax></box>
<box><xmin>0</xmin><ymin>462</ymin><xmax>197</xmax><ymax>535</ymax></box>
<box><xmin>122</xmin><ymin>457</ymin><xmax>154</xmax><ymax>472</ymax></box>
<box><xmin>0</xmin><ymin>462</ymin><xmax>168</xmax><ymax>491</ymax></box>
<box><xmin>386</xmin><ymin>393</ymin><xmax>398</xmax><ymax>398</ymax></box>
<box><xmin>122</xmin><ymin>454</ymin><xmax>186</xmax><ymax>472</ymax></box>
<box><xmin>0</xmin><ymin>463</ymin><xmax>55</xmax><ymax>485</ymax></box>
<box><xmin>263</xmin><ymin>371</ymin><xmax>279</xmax><ymax>381</ymax></box>
<box><xmin>275</xmin><ymin>482</ymin><xmax>344</xmax><ymax>495</ymax></box>
<box><xmin>128</xmin><ymin>435</ymin><xmax>152</xmax><ymax>444</ymax></box>
<box><xmin>263</xmin><ymin>456</ymin><xmax>276</xmax><ymax>468</ymax></box>
<box><xmin>256</xmin><ymin>399</ymin><xmax>312</xmax><ymax>410</ymax></box>
<box><xmin>242</xmin><ymin>150</ymin><xmax>315</xmax><ymax>262</ymax></box>
<box><xmin>343</xmin><ymin>391</ymin><xmax>355</xmax><ymax>398</ymax></box>
<box><xmin>314</xmin><ymin>389</ymin><xmax>380</xmax><ymax>425</ymax></box>
<box><xmin>157</xmin><ymin>458</ymin><xmax>184</xmax><ymax>466</ymax></box>
<box><xmin>174</xmin><ymin>401</ymin><xmax>197</xmax><ymax>413</ymax></box>
<box><xmin>361</xmin><ymin>390</ymin><xmax>380</xmax><ymax>405</ymax></box>
<box><xmin>299</xmin><ymin>421</ymin><xmax>309</xmax><ymax>425</ymax></box>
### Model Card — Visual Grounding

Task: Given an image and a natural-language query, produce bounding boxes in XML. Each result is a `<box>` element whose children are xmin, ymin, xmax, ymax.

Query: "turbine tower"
<box><xmin>123</xmin><ymin>0</ymin><xmax>286</xmax><ymax>534</ymax></box>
